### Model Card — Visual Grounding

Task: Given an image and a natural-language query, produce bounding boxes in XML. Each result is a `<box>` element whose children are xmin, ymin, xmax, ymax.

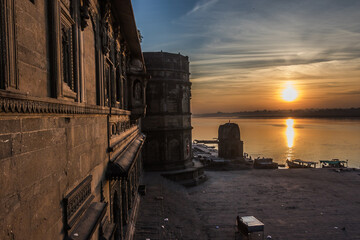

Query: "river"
<box><xmin>192</xmin><ymin>117</ymin><xmax>360</xmax><ymax>168</ymax></box>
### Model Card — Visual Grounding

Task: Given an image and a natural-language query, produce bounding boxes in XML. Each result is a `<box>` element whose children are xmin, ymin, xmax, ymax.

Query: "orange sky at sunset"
<box><xmin>190</xmin><ymin>59</ymin><xmax>360</xmax><ymax>113</ymax></box>
<box><xmin>134</xmin><ymin>0</ymin><xmax>360</xmax><ymax>114</ymax></box>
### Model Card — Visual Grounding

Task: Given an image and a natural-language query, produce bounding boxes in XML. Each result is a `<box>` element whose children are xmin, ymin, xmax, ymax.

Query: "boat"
<box><xmin>253</xmin><ymin>157</ymin><xmax>278</xmax><ymax>169</ymax></box>
<box><xmin>192</xmin><ymin>142</ymin><xmax>230</xmax><ymax>166</ymax></box>
<box><xmin>319</xmin><ymin>159</ymin><xmax>348</xmax><ymax>168</ymax></box>
<box><xmin>243</xmin><ymin>153</ymin><xmax>254</xmax><ymax>165</ymax></box>
<box><xmin>286</xmin><ymin>159</ymin><xmax>317</xmax><ymax>168</ymax></box>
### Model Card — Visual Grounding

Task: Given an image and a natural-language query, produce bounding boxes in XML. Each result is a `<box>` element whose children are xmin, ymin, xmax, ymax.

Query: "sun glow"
<box><xmin>285</xmin><ymin>118</ymin><xmax>295</xmax><ymax>148</ymax></box>
<box><xmin>282</xmin><ymin>82</ymin><xmax>298</xmax><ymax>102</ymax></box>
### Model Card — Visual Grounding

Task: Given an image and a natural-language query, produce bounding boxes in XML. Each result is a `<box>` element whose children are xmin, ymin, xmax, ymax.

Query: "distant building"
<box><xmin>0</xmin><ymin>0</ymin><xmax>148</xmax><ymax>239</ymax></box>
<box><xmin>142</xmin><ymin>52</ymin><xmax>192</xmax><ymax>170</ymax></box>
<box><xmin>218</xmin><ymin>123</ymin><xmax>244</xmax><ymax>159</ymax></box>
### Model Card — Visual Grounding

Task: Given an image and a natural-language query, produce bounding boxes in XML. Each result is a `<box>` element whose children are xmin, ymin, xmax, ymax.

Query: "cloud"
<box><xmin>134</xmin><ymin>0</ymin><xmax>360</xmax><ymax>113</ymax></box>
<box><xmin>186</xmin><ymin>0</ymin><xmax>218</xmax><ymax>15</ymax></box>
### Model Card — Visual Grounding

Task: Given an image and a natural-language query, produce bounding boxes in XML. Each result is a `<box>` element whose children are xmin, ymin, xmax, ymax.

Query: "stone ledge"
<box><xmin>68</xmin><ymin>202</ymin><xmax>107</xmax><ymax>240</ymax></box>
<box><xmin>0</xmin><ymin>90</ymin><xmax>130</xmax><ymax>115</ymax></box>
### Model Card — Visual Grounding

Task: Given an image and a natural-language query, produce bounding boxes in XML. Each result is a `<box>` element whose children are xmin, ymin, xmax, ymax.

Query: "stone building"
<box><xmin>0</xmin><ymin>0</ymin><xmax>147</xmax><ymax>239</ymax></box>
<box><xmin>142</xmin><ymin>52</ymin><xmax>192</xmax><ymax>171</ymax></box>
<box><xmin>218</xmin><ymin>122</ymin><xmax>244</xmax><ymax>159</ymax></box>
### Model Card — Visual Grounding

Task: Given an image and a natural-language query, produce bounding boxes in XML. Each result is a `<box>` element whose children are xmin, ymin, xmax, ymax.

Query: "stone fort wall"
<box><xmin>0</xmin><ymin>0</ymin><xmax>147</xmax><ymax>239</ymax></box>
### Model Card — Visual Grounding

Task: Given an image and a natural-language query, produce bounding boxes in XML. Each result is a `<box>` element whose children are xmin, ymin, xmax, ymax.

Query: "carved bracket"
<box><xmin>80</xmin><ymin>0</ymin><xmax>90</xmax><ymax>31</ymax></box>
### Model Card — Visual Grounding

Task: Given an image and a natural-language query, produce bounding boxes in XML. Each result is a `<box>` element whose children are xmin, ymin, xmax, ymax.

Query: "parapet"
<box><xmin>143</xmin><ymin>52</ymin><xmax>190</xmax><ymax>81</ymax></box>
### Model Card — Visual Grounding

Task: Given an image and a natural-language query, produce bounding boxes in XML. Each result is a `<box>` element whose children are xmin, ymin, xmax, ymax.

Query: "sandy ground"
<box><xmin>134</xmin><ymin>169</ymin><xmax>360</xmax><ymax>240</ymax></box>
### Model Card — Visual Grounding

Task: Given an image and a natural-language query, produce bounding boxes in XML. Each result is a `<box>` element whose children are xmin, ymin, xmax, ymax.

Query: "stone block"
<box><xmin>80</xmin><ymin>152</ymin><xmax>91</xmax><ymax>175</ymax></box>
<box><xmin>0</xmin><ymin>119</ymin><xmax>21</xmax><ymax>134</ymax></box>
<box><xmin>0</xmin><ymin>158</ymin><xmax>17</xmax><ymax>199</ymax></box>
<box><xmin>29</xmin><ymin>175</ymin><xmax>62</xmax><ymax>240</ymax></box>
<box><xmin>0</xmin><ymin>135</ymin><xmax>12</xmax><ymax>159</ymax></box>
<box><xmin>73</xmin><ymin>125</ymin><xmax>87</xmax><ymax>147</ymax></box>
<box><xmin>43</xmin><ymin>117</ymin><xmax>59</xmax><ymax>130</ymax></box>
<box><xmin>15</xmin><ymin>143</ymin><xmax>66</xmax><ymax>190</ymax></box>
<box><xmin>2</xmin><ymin>193</ymin><xmax>20</xmax><ymax>216</ymax></box>
<box><xmin>66</xmin><ymin>150</ymin><xmax>81</xmax><ymax>187</ymax></box>
<box><xmin>18</xmin><ymin>60</ymin><xmax>48</xmax><ymax>98</ymax></box>
<box><xmin>1</xmin><ymin>197</ymin><xmax>32</xmax><ymax>240</ymax></box>
<box><xmin>20</xmin><ymin>129</ymin><xmax>66</xmax><ymax>154</ymax></box>
<box><xmin>10</xmin><ymin>133</ymin><xmax>22</xmax><ymax>156</ymax></box>
<box><xmin>21</xmin><ymin>117</ymin><xmax>43</xmax><ymax>132</ymax></box>
<box><xmin>15</xmin><ymin>0</ymin><xmax>47</xmax><ymax>56</ymax></box>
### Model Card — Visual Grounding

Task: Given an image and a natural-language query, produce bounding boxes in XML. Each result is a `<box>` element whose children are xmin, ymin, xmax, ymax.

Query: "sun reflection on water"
<box><xmin>285</xmin><ymin>119</ymin><xmax>295</xmax><ymax>160</ymax></box>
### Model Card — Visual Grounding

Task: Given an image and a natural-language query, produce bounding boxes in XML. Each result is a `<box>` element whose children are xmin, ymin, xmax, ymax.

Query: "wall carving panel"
<box><xmin>63</xmin><ymin>175</ymin><xmax>94</xmax><ymax>229</ymax></box>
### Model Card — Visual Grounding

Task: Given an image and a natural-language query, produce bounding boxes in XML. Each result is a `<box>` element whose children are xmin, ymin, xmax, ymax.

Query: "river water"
<box><xmin>192</xmin><ymin>117</ymin><xmax>360</xmax><ymax>168</ymax></box>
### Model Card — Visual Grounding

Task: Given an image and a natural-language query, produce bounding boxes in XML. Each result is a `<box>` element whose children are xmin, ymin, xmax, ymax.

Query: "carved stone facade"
<box><xmin>142</xmin><ymin>52</ymin><xmax>192</xmax><ymax>171</ymax></box>
<box><xmin>0</xmin><ymin>1</ymin><xmax>147</xmax><ymax>240</ymax></box>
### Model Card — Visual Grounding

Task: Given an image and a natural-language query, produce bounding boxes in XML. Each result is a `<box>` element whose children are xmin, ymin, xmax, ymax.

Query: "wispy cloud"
<box><xmin>186</xmin><ymin>0</ymin><xmax>218</xmax><ymax>15</ymax></box>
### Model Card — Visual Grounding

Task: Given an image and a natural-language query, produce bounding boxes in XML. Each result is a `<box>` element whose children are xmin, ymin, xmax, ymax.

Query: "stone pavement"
<box><xmin>134</xmin><ymin>173</ymin><xmax>206</xmax><ymax>240</ymax></box>
<box><xmin>135</xmin><ymin>169</ymin><xmax>360</xmax><ymax>240</ymax></box>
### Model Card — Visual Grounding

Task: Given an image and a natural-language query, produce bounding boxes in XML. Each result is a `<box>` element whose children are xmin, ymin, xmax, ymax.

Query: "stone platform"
<box><xmin>161</xmin><ymin>161</ymin><xmax>207</xmax><ymax>187</ymax></box>
<box><xmin>135</xmin><ymin>168</ymin><xmax>360</xmax><ymax>240</ymax></box>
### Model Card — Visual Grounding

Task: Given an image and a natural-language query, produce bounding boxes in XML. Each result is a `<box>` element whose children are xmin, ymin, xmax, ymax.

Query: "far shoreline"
<box><xmin>193</xmin><ymin>107</ymin><xmax>360</xmax><ymax>119</ymax></box>
<box><xmin>193</xmin><ymin>115</ymin><xmax>360</xmax><ymax>119</ymax></box>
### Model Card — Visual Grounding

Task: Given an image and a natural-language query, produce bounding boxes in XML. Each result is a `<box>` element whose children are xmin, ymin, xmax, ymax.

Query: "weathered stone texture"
<box><xmin>1</xmin><ymin>0</ymin><xmax>147</xmax><ymax>239</ymax></box>
<box><xmin>142</xmin><ymin>52</ymin><xmax>192</xmax><ymax>170</ymax></box>
<box><xmin>218</xmin><ymin>123</ymin><xmax>244</xmax><ymax>159</ymax></box>
<box><xmin>15</xmin><ymin>0</ymin><xmax>50</xmax><ymax>97</ymax></box>
<box><xmin>84</xmin><ymin>25</ymin><xmax>97</xmax><ymax>105</ymax></box>
<box><xmin>0</xmin><ymin>115</ymin><xmax>109</xmax><ymax>239</ymax></box>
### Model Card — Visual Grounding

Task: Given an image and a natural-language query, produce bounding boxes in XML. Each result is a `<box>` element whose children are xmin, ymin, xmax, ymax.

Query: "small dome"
<box><xmin>218</xmin><ymin>122</ymin><xmax>240</xmax><ymax>140</ymax></box>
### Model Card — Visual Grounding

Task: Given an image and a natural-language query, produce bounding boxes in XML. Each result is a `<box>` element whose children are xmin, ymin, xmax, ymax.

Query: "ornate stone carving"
<box><xmin>61</xmin><ymin>0</ymin><xmax>71</xmax><ymax>10</ymax></box>
<box><xmin>101</xmin><ymin>0</ymin><xmax>111</xmax><ymax>54</ymax></box>
<box><xmin>64</xmin><ymin>176</ymin><xmax>92</xmax><ymax>223</ymax></box>
<box><xmin>120</xmin><ymin>41</ymin><xmax>128</xmax><ymax>76</ymax></box>
<box><xmin>109</xmin><ymin>121</ymin><xmax>133</xmax><ymax>137</ymax></box>
<box><xmin>0</xmin><ymin>94</ymin><xmax>129</xmax><ymax>115</ymax></box>
<box><xmin>114</xmin><ymin>26</ymin><xmax>121</xmax><ymax>67</ymax></box>
<box><xmin>80</xmin><ymin>0</ymin><xmax>90</xmax><ymax>30</ymax></box>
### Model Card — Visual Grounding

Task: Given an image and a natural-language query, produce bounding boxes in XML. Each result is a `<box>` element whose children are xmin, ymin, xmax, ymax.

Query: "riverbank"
<box><xmin>135</xmin><ymin>169</ymin><xmax>360</xmax><ymax>240</ymax></box>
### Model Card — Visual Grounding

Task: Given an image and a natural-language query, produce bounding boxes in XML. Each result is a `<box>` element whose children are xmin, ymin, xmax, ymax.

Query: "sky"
<box><xmin>132</xmin><ymin>0</ymin><xmax>360</xmax><ymax>114</ymax></box>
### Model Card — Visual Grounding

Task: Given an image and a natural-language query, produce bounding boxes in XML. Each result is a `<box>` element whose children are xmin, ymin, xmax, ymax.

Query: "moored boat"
<box><xmin>286</xmin><ymin>159</ymin><xmax>317</xmax><ymax>168</ymax></box>
<box><xmin>254</xmin><ymin>157</ymin><xmax>278</xmax><ymax>169</ymax></box>
<box><xmin>320</xmin><ymin>159</ymin><xmax>348</xmax><ymax>168</ymax></box>
<box><xmin>243</xmin><ymin>153</ymin><xmax>254</xmax><ymax>165</ymax></box>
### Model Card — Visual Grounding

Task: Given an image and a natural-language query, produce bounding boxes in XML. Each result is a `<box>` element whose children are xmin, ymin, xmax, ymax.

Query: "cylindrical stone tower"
<box><xmin>142</xmin><ymin>52</ymin><xmax>192</xmax><ymax>170</ymax></box>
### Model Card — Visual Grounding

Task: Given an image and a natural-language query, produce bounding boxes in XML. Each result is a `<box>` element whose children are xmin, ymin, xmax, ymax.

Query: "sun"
<box><xmin>282</xmin><ymin>82</ymin><xmax>298</xmax><ymax>102</ymax></box>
